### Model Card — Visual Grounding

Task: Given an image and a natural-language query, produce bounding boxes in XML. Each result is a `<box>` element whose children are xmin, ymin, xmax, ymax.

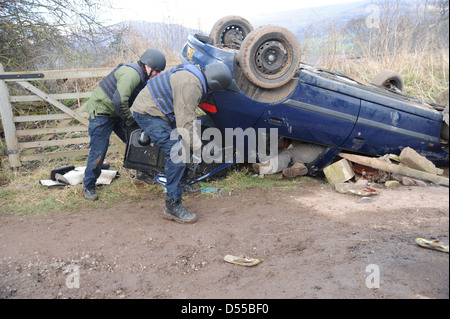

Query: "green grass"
<box><xmin>0</xmin><ymin>155</ymin><xmax>318</xmax><ymax>216</ymax></box>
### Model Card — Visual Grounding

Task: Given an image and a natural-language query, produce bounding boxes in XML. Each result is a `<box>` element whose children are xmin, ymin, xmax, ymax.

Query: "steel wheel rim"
<box><xmin>254</xmin><ymin>40</ymin><xmax>290</xmax><ymax>79</ymax></box>
<box><xmin>221</xmin><ymin>26</ymin><xmax>245</xmax><ymax>46</ymax></box>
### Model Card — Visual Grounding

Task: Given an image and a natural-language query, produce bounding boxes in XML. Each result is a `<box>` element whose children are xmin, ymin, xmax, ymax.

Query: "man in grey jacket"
<box><xmin>131</xmin><ymin>62</ymin><xmax>232</xmax><ymax>223</ymax></box>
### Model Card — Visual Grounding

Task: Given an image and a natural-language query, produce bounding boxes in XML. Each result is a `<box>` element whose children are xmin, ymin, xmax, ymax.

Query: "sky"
<box><xmin>108</xmin><ymin>0</ymin><xmax>366</xmax><ymax>31</ymax></box>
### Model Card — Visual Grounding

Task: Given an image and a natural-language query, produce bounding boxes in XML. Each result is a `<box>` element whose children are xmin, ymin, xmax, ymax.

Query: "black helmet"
<box><xmin>140</xmin><ymin>49</ymin><xmax>166</xmax><ymax>72</ymax></box>
<box><xmin>204</xmin><ymin>62</ymin><xmax>232</xmax><ymax>91</ymax></box>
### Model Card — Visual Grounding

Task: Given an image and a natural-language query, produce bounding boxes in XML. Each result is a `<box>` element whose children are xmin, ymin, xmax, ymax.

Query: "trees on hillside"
<box><xmin>0</xmin><ymin>0</ymin><xmax>114</xmax><ymax>70</ymax></box>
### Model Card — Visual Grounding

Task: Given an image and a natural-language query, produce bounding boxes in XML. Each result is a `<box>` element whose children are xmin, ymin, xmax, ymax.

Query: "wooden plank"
<box><xmin>338</xmin><ymin>153</ymin><xmax>449</xmax><ymax>187</ymax></box>
<box><xmin>16</xmin><ymin>125</ymin><xmax>88</xmax><ymax>137</ymax></box>
<box><xmin>10</xmin><ymin>92</ymin><xmax>93</xmax><ymax>103</ymax></box>
<box><xmin>20</xmin><ymin>146</ymin><xmax>124</xmax><ymax>162</ymax></box>
<box><xmin>0</xmin><ymin>64</ymin><xmax>21</xmax><ymax>167</ymax></box>
<box><xmin>19</xmin><ymin>137</ymin><xmax>91</xmax><ymax>149</ymax></box>
<box><xmin>16</xmin><ymin>81</ymin><xmax>90</xmax><ymax>126</ymax></box>
<box><xmin>1</xmin><ymin>68</ymin><xmax>113</xmax><ymax>82</ymax></box>
<box><xmin>14</xmin><ymin>114</ymin><xmax>73</xmax><ymax>122</ymax></box>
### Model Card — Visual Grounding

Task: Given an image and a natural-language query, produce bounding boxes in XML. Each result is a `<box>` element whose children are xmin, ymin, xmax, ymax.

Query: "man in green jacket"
<box><xmin>83</xmin><ymin>49</ymin><xmax>166</xmax><ymax>201</ymax></box>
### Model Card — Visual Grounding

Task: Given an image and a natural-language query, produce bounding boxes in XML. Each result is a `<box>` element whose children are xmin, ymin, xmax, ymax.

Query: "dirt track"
<box><xmin>0</xmin><ymin>175</ymin><xmax>448</xmax><ymax>300</ymax></box>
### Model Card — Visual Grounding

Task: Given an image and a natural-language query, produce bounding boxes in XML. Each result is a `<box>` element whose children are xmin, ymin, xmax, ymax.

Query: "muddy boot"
<box><xmin>136</xmin><ymin>170</ymin><xmax>155</xmax><ymax>185</ymax></box>
<box><xmin>282</xmin><ymin>163</ymin><xmax>308</xmax><ymax>178</ymax></box>
<box><xmin>83</xmin><ymin>187</ymin><xmax>98</xmax><ymax>201</ymax></box>
<box><xmin>164</xmin><ymin>198</ymin><xmax>198</xmax><ymax>224</ymax></box>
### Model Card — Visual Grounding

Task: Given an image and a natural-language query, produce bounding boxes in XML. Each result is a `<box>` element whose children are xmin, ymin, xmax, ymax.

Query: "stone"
<box><xmin>323</xmin><ymin>159</ymin><xmax>355</xmax><ymax>186</ymax></box>
<box><xmin>399</xmin><ymin>147</ymin><xmax>444</xmax><ymax>175</ymax></box>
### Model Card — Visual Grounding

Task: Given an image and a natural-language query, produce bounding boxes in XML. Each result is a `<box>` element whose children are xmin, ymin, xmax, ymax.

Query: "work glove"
<box><xmin>123</xmin><ymin>118</ymin><xmax>139</xmax><ymax>144</ymax></box>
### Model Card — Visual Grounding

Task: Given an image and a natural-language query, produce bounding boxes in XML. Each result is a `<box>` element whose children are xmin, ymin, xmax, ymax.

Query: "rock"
<box><xmin>401</xmin><ymin>177</ymin><xmax>427</xmax><ymax>186</ymax></box>
<box><xmin>385</xmin><ymin>180</ymin><xmax>400</xmax><ymax>187</ymax></box>
<box><xmin>323</xmin><ymin>159</ymin><xmax>355</xmax><ymax>185</ymax></box>
<box><xmin>435</xmin><ymin>88</ymin><xmax>449</xmax><ymax>106</ymax></box>
<box><xmin>399</xmin><ymin>147</ymin><xmax>444</xmax><ymax>175</ymax></box>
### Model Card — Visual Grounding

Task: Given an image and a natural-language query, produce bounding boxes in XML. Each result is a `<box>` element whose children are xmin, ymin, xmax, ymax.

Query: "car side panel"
<box><xmin>339</xmin><ymin>100</ymin><xmax>446</xmax><ymax>159</ymax></box>
<box><xmin>254</xmin><ymin>82</ymin><xmax>360</xmax><ymax>147</ymax></box>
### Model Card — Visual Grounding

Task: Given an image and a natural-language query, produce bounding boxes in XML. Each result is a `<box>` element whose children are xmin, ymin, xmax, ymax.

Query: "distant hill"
<box><xmin>110</xmin><ymin>20</ymin><xmax>200</xmax><ymax>53</ymax></box>
<box><xmin>250</xmin><ymin>1</ymin><xmax>370</xmax><ymax>31</ymax></box>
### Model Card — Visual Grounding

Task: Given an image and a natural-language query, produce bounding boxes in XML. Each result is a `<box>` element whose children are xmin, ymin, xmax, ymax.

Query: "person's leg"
<box><xmin>134</xmin><ymin>112</ymin><xmax>197</xmax><ymax>223</ymax></box>
<box><xmin>83</xmin><ymin>116</ymin><xmax>116</xmax><ymax>200</ymax></box>
<box><xmin>281</xmin><ymin>143</ymin><xmax>326</xmax><ymax>178</ymax></box>
<box><xmin>253</xmin><ymin>150</ymin><xmax>292</xmax><ymax>175</ymax></box>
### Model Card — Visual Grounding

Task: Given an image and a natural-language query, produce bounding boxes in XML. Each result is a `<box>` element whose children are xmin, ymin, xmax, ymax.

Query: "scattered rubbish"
<box><xmin>385</xmin><ymin>180</ymin><xmax>400</xmax><ymax>188</ymax></box>
<box><xmin>50</xmin><ymin>165</ymin><xmax>75</xmax><ymax>181</ymax></box>
<box><xmin>338</xmin><ymin>152</ymin><xmax>449</xmax><ymax>187</ymax></box>
<box><xmin>224</xmin><ymin>255</ymin><xmax>262</xmax><ymax>267</ymax></box>
<box><xmin>40</xmin><ymin>166</ymin><xmax>118</xmax><ymax>187</ymax></box>
<box><xmin>353</xmin><ymin>163</ymin><xmax>378</xmax><ymax>176</ymax></box>
<box><xmin>334</xmin><ymin>182</ymin><xmax>378</xmax><ymax>196</ymax></box>
<box><xmin>400</xmin><ymin>176</ymin><xmax>427</xmax><ymax>187</ymax></box>
<box><xmin>415</xmin><ymin>238</ymin><xmax>449</xmax><ymax>253</ymax></box>
<box><xmin>200</xmin><ymin>187</ymin><xmax>224</xmax><ymax>194</ymax></box>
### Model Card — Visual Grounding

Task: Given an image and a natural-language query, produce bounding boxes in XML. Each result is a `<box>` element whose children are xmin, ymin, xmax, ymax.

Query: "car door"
<box><xmin>254</xmin><ymin>78</ymin><xmax>361</xmax><ymax>148</ymax></box>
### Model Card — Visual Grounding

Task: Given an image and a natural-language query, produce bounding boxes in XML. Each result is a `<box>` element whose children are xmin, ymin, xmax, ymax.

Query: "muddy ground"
<box><xmin>0</xmin><ymin>172</ymin><xmax>448</xmax><ymax>300</ymax></box>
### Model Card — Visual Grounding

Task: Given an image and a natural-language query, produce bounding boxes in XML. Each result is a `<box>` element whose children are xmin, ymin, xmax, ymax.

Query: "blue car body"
<box><xmin>180</xmin><ymin>34</ymin><xmax>448</xmax><ymax>173</ymax></box>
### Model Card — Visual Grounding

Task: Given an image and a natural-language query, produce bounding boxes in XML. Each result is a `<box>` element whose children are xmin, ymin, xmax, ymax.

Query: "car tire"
<box><xmin>209</xmin><ymin>15</ymin><xmax>253</xmax><ymax>49</ymax></box>
<box><xmin>371</xmin><ymin>70</ymin><xmax>404</xmax><ymax>92</ymax></box>
<box><xmin>236</xmin><ymin>25</ymin><xmax>301</xmax><ymax>89</ymax></box>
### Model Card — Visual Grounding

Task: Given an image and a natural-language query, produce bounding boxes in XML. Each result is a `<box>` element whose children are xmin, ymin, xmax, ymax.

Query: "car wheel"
<box><xmin>209</xmin><ymin>15</ymin><xmax>253</xmax><ymax>49</ymax></box>
<box><xmin>371</xmin><ymin>70</ymin><xmax>404</xmax><ymax>92</ymax></box>
<box><xmin>237</xmin><ymin>25</ymin><xmax>301</xmax><ymax>89</ymax></box>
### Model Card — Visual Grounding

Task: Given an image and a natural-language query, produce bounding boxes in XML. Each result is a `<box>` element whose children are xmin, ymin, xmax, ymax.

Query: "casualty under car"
<box><xmin>124</xmin><ymin>16</ymin><xmax>449</xmax><ymax>181</ymax></box>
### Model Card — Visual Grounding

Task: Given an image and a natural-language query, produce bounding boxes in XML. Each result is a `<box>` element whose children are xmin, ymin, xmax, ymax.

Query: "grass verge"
<box><xmin>0</xmin><ymin>154</ymin><xmax>323</xmax><ymax>216</ymax></box>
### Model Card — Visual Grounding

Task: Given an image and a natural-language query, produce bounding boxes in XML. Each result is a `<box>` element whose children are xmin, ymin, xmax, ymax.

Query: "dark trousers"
<box><xmin>83</xmin><ymin>116</ymin><xmax>126</xmax><ymax>190</ymax></box>
<box><xmin>133</xmin><ymin>112</ymin><xmax>186</xmax><ymax>202</ymax></box>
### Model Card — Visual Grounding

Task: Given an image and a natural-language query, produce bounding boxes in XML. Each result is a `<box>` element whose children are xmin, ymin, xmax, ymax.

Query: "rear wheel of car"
<box><xmin>371</xmin><ymin>70</ymin><xmax>404</xmax><ymax>92</ymax></box>
<box><xmin>209</xmin><ymin>15</ymin><xmax>253</xmax><ymax>49</ymax></box>
<box><xmin>237</xmin><ymin>25</ymin><xmax>301</xmax><ymax>89</ymax></box>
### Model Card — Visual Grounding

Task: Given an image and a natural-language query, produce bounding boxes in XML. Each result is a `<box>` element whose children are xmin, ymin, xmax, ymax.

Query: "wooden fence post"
<box><xmin>0</xmin><ymin>63</ymin><xmax>21</xmax><ymax>168</ymax></box>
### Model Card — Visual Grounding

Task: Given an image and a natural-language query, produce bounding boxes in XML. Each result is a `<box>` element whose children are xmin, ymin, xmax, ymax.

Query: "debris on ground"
<box><xmin>336</xmin><ymin>151</ymin><xmax>449</xmax><ymax>187</ymax></box>
<box><xmin>322</xmin><ymin>158</ymin><xmax>355</xmax><ymax>185</ymax></box>
<box><xmin>334</xmin><ymin>179</ymin><xmax>378</xmax><ymax>196</ymax></box>
<box><xmin>200</xmin><ymin>187</ymin><xmax>224</xmax><ymax>194</ymax></box>
<box><xmin>224</xmin><ymin>255</ymin><xmax>263</xmax><ymax>267</ymax></box>
<box><xmin>322</xmin><ymin>147</ymin><xmax>448</xmax><ymax>197</ymax></box>
<box><xmin>415</xmin><ymin>238</ymin><xmax>449</xmax><ymax>253</ymax></box>
<box><xmin>40</xmin><ymin>166</ymin><xmax>118</xmax><ymax>187</ymax></box>
<box><xmin>399</xmin><ymin>147</ymin><xmax>444</xmax><ymax>175</ymax></box>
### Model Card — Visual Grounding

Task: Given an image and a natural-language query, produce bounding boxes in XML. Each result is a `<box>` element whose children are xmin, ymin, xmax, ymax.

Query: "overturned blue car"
<box><xmin>124</xmin><ymin>16</ymin><xmax>448</xmax><ymax>181</ymax></box>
